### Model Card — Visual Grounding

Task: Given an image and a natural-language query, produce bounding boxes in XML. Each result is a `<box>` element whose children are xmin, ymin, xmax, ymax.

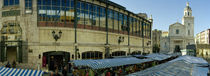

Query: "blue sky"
<box><xmin>110</xmin><ymin>0</ymin><xmax>210</xmax><ymax>35</ymax></box>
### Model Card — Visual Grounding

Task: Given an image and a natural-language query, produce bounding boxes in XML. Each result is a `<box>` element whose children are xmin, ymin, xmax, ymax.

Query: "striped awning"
<box><xmin>127</xmin><ymin>56</ymin><xmax>209</xmax><ymax>76</ymax></box>
<box><xmin>71</xmin><ymin>57</ymin><xmax>154</xmax><ymax>69</ymax></box>
<box><xmin>0</xmin><ymin>67</ymin><xmax>44</xmax><ymax>76</ymax></box>
<box><xmin>145</xmin><ymin>53</ymin><xmax>172</xmax><ymax>61</ymax></box>
<box><xmin>170</xmin><ymin>55</ymin><xmax>208</xmax><ymax>64</ymax></box>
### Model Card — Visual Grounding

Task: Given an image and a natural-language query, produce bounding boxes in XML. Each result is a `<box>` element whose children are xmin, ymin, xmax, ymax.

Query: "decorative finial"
<box><xmin>149</xmin><ymin>15</ymin><xmax>153</xmax><ymax>19</ymax></box>
<box><xmin>187</xmin><ymin>2</ymin><xmax>189</xmax><ymax>6</ymax></box>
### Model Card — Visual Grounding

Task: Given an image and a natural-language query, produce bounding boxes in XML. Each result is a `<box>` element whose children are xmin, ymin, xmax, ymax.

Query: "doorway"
<box><xmin>174</xmin><ymin>45</ymin><xmax>181</xmax><ymax>53</ymax></box>
<box><xmin>6</xmin><ymin>47</ymin><xmax>17</xmax><ymax>62</ymax></box>
<box><xmin>49</xmin><ymin>55</ymin><xmax>63</xmax><ymax>71</ymax></box>
<box><xmin>43</xmin><ymin>51</ymin><xmax>70</xmax><ymax>71</ymax></box>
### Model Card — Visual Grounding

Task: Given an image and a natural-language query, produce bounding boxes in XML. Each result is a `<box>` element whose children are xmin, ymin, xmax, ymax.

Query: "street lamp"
<box><xmin>52</xmin><ymin>30</ymin><xmax>62</xmax><ymax>41</ymax></box>
<box><xmin>118</xmin><ymin>36</ymin><xmax>124</xmax><ymax>44</ymax></box>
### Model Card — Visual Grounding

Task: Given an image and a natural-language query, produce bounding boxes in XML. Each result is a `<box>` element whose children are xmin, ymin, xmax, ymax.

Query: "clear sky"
<box><xmin>110</xmin><ymin>0</ymin><xmax>210</xmax><ymax>36</ymax></box>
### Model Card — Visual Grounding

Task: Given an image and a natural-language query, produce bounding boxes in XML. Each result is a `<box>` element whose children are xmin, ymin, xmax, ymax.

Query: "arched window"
<box><xmin>112</xmin><ymin>51</ymin><xmax>126</xmax><ymax>56</ymax></box>
<box><xmin>176</xmin><ymin>29</ymin><xmax>179</xmax><ymax>34</ymax></box>
<box><xmin>131</xmin><ymin>51</ymin><xmax>141</xmax><ymax>55</ymax></box>
<box><xmin>82</xmin><ymin>51</ymin><xmax>103</xmax><ymax>59</ymax></box>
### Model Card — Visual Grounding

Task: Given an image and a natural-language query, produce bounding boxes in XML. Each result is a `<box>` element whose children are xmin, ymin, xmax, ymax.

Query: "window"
<box><xmin>92</xmin><ymin>5</ymin><xmax>96</xmax><ymax>26</ymax></box>
<box><xmin>188</xmin><ymin>23</ymin><xmax>190</xmax><ymax>26</ymax></box>
<box><xmin>25</xmin><ymin>0</ymin><xmax>32</xmax><ymax>13</ymax></box>
<box><xmin>37</xmin><ymin>0</ymin><xmax>75</xmax><ymax>26</ymax></box>
<box><xmin>188</xmin><ymin>30</ymin><xmax>190</xmax><ymax>35</ymax></box>
<box><xmin>108</xmin><ymin>9</ymin><xmax>113</xmax><ymax>30</ymax></box>
<box><xmin>176</xmin><ymin>29</ymin><xmax>179</xmax><ymax>34</ymax></box>
<box><xmin>82</xmin><ymin>51</ymin><xmax>102</xmax><ymax>59</ymax></box>
<box><xmin>112</xmin><ymin>51</ymin><xmax>126</xmax><ymax>56</ymax></box>
<box><xmin>4</xmin><ymin>0</ymin><xmax>19</xmax><ymax>6</ymax></box>
<box><xmin>113</xmin><ymin>11</ymin><xmax>118</xmax><ymax>31</ymax></box>
<box><xmin>164</xmin><ymin>42</ymin><xmax>167</xmax><ymax>48</ymax></box>
<box><xmin>100</xmin><ymin>7</ymin><xmax>105</xmax><ymax>29</ymax></box>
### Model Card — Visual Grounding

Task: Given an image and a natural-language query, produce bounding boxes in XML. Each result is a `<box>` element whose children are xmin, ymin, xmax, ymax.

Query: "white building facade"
<box><xmin>160</xmin><ymin>2</ymin><xmax>195</xmax><ymax>53</ymax></box>
<box><xmin>196</xmin><ymin>29</ymin><xmax>210</xmax><ymax>44</ymax></box>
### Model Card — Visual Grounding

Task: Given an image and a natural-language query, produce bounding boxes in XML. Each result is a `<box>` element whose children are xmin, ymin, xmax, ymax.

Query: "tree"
<box><xmin>153</xmin><ymin>44</ymin><xmax>160</xmax><ymax>53</ymax></box>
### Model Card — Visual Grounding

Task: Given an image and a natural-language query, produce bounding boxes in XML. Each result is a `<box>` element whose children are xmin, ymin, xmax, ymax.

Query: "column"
<box><xmin>17</xmin><ymin>46</ymin><xmax>19</xmax><ymax>62</ymax></box>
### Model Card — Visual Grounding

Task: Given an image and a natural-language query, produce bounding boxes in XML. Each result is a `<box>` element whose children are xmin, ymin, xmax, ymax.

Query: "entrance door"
<box><xmin>6</xmin><ymin>47</ymin><xmax>17</xmax><ymax>62</ymax></box>
<box><xmin>49</xmin><ymin>55</ymin><xmax>63</xmax><ymax>71</ymax></box>
<box><xmin>43</xmin><ymin>51</ymin><xmax>70</xmax><ymax>71</ymax></box>
<box><xmin>174</xmin><ymin>45</ymin><xmax>181</xmax><ymax>53</ymax></box>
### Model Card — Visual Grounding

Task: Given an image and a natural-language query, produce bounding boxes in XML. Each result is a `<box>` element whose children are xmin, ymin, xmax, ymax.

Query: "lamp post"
<box><xmin>118</xmin><ymin>36</ymin><xmax>124</xmax><ymax>56</ymax></box>
<box><xmin>118</xmin><ymin>36</ymin><xmax>124</xmax><ymax>44</ymax></box>
<box><xmin>52</xmin><ymin>30</ymin><xmax>62</xmax><ymax>52</ymax></box>
<box><xmin>105</xmin><ymin>0</ymin><xmax>109</xmax><ymax>58</ymax></box>
<box><xmin>52</xmin><ymin>30</ymin><xmax>62</xmax><ymax>41</ymax></box>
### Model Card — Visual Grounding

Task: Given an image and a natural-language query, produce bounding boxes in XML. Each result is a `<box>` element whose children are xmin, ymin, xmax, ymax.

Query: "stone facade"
<box><xmin>152</xmin><ymin>29</ymin><xmax>162</xmax><ymax>46</ymax></box>
<box><xmin>196</xmin><ymin>44</ymin><xmax>210</xmax><ymax>57</ymax></box>
<box><xmin>160</xmin><ymin>2</ymin><xmax>195</xmax><ymax>53</ymax></box>
<box><xmin>152</xmin><ymin>29</ymin><xmax>162</xmax><ymax>53</ymax></box>
<box><xmin>0</xmin><ymin>0</ymin><xmax>152</xmax><ymax>70</ymax></box>
<box><xmin>196</xmin><ymin>29</ymin><xmax>210</xmax><ymax>44</ymax></box>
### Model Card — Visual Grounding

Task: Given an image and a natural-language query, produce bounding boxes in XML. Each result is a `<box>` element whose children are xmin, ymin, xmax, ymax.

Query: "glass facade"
<box><xmin>25</xmin><ymin>0</ymin><xmax>32</xmax><ymax>9</ymax></box>
<box><xmin>25</xmin><ymin>0</ymin><xmax>32</xmax><ymax>13</ymax></box>
<box><xmin>4</xmin><ymin>0</ymin><xmax>19</xmax><ymax>6</ymax></box>
<box><xmin>37</xmin><ymin>0</ymin><xmax>152</xmax><ymax>38</ymax></box>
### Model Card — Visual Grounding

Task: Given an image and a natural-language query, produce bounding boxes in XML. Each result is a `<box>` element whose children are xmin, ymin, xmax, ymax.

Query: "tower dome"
<box><xmin>184</xmin><ymin>2</ymin><xmax>192</xmax><ymax>17</ymax></box>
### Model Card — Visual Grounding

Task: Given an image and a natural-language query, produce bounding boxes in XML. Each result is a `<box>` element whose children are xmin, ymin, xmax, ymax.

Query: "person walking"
<box><xmin>110</xmin><ymin>68</ymin><xmax>115</xmax><ymax>76</ymax></box>
<box><xmin>5</xmin><ymin>61</ymin><xmax>11</xmax><ymax>68</ymax></box>
<box><xmin>106</xmin><ymin>69</ymin><xmax>111</xmax><ymax>76</ymax></box>
<box><xmin>117</xmin><ymin>68</ymin><xmax>122</xmax><ymax>76</ymax></box>
<box><xmin>85</xmin><ymin>69</ymin><xmax>89</xmax><ymax>76</ymax></box>
<box><xmin>62</xmin><ymin>66</ymin><xmax>67</xmax><ymax>76</ymax></box>
<box><xmin>12</xmin><ymin>60</ymin><xmax>16</xmax><ymax>68</ymax></box>
<box><xmin>73</xmin><ymin>67</ymin><xmax>79</xmax><ymax>76</ymax></box>
<box><xmin>54</xmin><ymin>69</ymin><xmax>61</xmax><ymax>76</ymax></box>
<box><xmin>50</xmin><ymin>72</ymin><xmax>54</xmax><ymax>76</ymax></box>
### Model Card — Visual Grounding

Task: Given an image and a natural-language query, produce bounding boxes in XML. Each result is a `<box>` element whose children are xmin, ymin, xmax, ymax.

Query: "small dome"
<box><xmin>185</xmin><ymin>6</ymin><xmax>192</xmax><ymax>11</ymax></box>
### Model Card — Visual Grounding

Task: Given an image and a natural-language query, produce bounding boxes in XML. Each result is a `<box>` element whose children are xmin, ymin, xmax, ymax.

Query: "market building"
<box><xmin>0</xmin><ymin>0</ymin><xmax>152</xmax><ymax>70</ymax></box>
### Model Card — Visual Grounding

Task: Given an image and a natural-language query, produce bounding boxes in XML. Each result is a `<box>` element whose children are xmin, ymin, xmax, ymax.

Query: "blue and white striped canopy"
<box><xmin>71</xmin><ymin>57</ymin><xmax>153</xmax><ymax>69</ymax></box>
<box><xmin>170</xmin><ymin>55</ymin><xmax>208</xmax><ymax>64</ymax></box>
<box><xmin>145</xmin><ymin>53</ymin><xmax>172</xmax><ymax>61</ymax></box>
<box><xmin>127</xmin><ymin>59</ymin><xmax>209</xmax><ymax>76</ymax></box>
<box><xmin>0</xmin><ymin>67</ymin><xmax>44</xmax><ymax>76</ymax></box>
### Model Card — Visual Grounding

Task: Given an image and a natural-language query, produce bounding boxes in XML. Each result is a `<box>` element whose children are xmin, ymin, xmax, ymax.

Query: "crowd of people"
<box><xmin>49</xmin><ymin>65</ymin><xmax>68</xmax><ymax>76</ymax></box>
<box><xmin>70</xmin><ymin>63</ymin><xmax>153</xmax><ymax>76</ymax></box>
<box><xmin>5</xmin><ymin>60</ymin><xmax>16</xmax><ymax>68</ymax></box>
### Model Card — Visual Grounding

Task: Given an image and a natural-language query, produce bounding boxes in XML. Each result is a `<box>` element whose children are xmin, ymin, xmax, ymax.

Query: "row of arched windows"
<box><xmin>81</xmin><ymin>51</ymin><xmax>142</xmax><ymax>59</ymax></box>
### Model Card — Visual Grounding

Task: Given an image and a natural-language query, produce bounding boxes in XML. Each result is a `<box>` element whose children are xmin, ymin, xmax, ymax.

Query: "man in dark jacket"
<box><xmin>62</xmin><ymin>66</ymin><xmax>67</xmax><ymax>76</ymax></box>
